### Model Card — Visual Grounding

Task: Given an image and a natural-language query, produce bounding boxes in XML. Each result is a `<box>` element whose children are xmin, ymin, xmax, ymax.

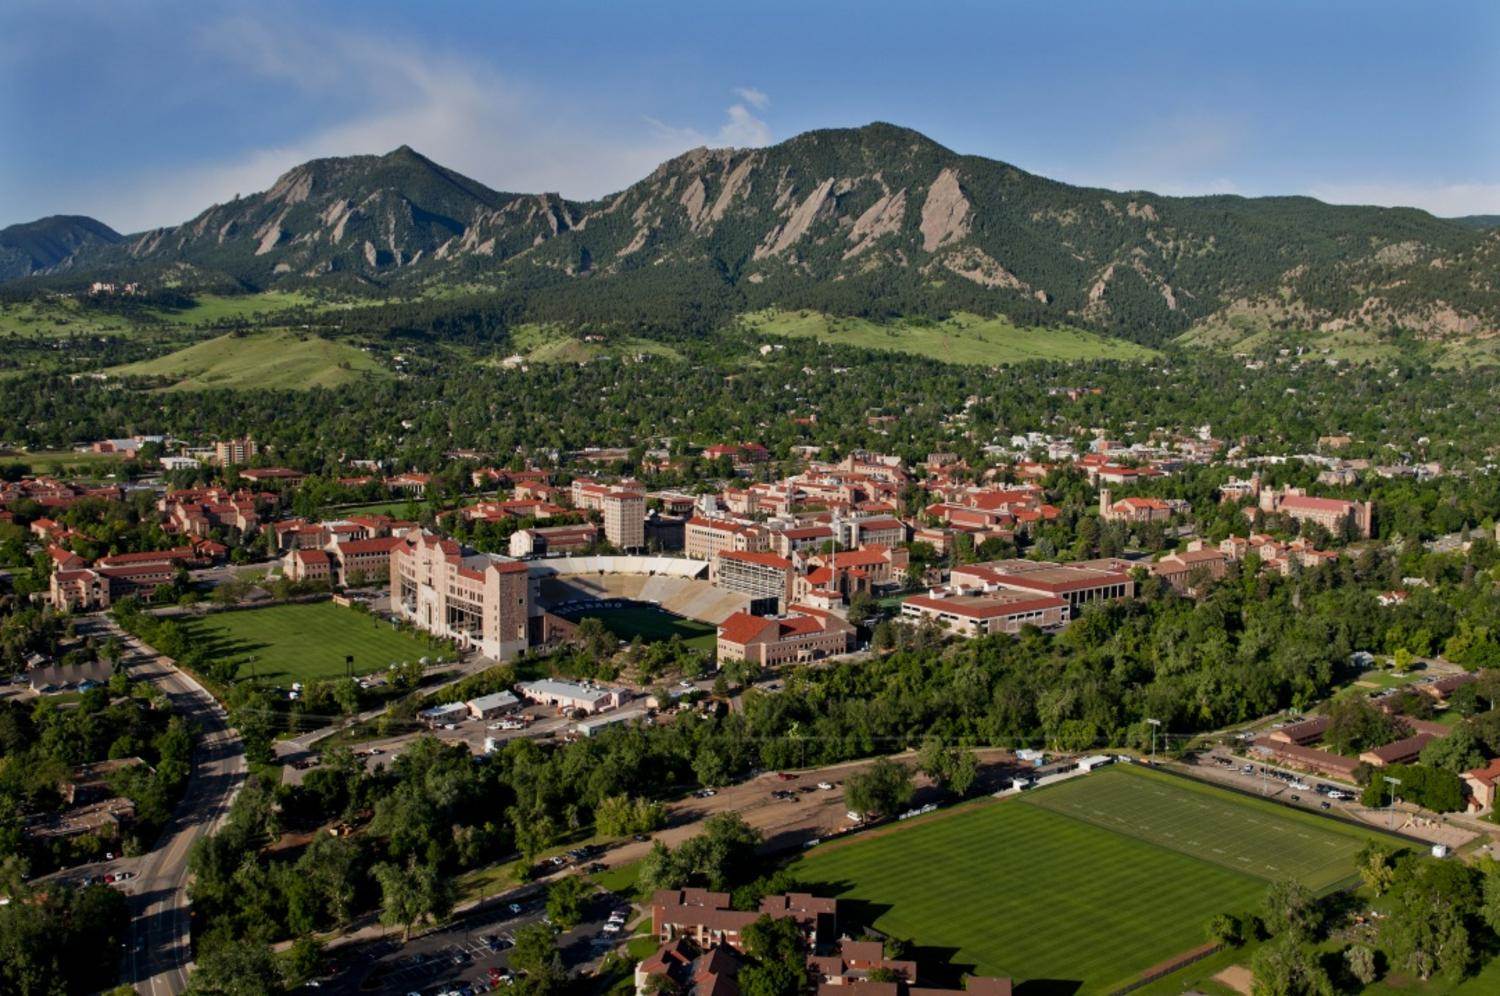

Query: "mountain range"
<box><xmin>6</xmin><ymin>123</ymin><xmax>1498</xmax><ymax>345</ymax></box>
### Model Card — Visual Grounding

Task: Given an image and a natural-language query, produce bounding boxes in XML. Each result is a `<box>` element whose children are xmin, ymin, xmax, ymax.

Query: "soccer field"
<box><xmin>794</xmin><ymin>764</ymin><xmax>1390</xmax><ymax>993</ymax></box>
<box><xmin>177</xmin><ymin>601</ymin><xmax>438</xmax><ymax>685</ymax></box>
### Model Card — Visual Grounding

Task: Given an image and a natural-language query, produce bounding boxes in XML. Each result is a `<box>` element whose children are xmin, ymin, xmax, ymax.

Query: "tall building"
<box><xmin>390</xmin><ymin>531</ymin><xmax>531</xmax><ymax>660</ymax></box>
<box><xmin>214</xmin><ymin>437</ymin><xmax>258</xmax><ymax>466</ymax></box>
<box><xmin>572</xmin><ymin>480</ymin><xmax>646</xmax><ymax>549</ymax></box>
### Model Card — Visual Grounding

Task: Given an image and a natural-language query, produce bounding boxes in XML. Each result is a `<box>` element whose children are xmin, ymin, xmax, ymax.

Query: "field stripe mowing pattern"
<box><xmin>1022</xmin><ymin>766</ymin><xmax>1375</xmax><ymax>891</ymax></box>
<box><xmin>797</xmin><ymin>796</ymin><xmax>1265</xmax><ymax>992</ymax></box>
<box><xmin>795</xmin><ymin>764</ymin><xmax>1389</xmax><ymax>993</ymax></box>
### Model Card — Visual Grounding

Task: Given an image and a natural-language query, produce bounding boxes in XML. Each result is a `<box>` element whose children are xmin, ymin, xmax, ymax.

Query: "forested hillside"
<box><xmin>6</xmin><ymin>124</ymin><xmax>1498</xmax><ymax>347</ymax></box>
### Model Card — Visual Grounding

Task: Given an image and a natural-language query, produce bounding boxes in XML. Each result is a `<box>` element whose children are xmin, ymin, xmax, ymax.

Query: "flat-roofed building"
<box><xmin>516</xmin><ymin>678</ymin><xmax>626</xmax><ymax>714</ymax></box>
<box><xmin>467</xmin><ymin>691</ymin><xmax>520</xmax><ymax>719</ymax></box>
<box><xmin>950</xmin><ymin>559</ymin><xmax>1134</xmax><ymax>616</ymax></box>
<box><xmin>712</xmin><ymin>550</ymin><xmax>795</xmax><ymax>611</ymax></box>
<box><xmin>573</xmin><ymin>481</ymin><xmax>646</xmax><ymax>549</ymax></box>
<box><xmin>391</xmin><ymin>531</ymin><xmax>531</xmax><ymax>660</ymax></box>
<box><xmin>900</xmin><ymin>590</ymin><xmax>1068</xmax><ymax>637</ymax></box>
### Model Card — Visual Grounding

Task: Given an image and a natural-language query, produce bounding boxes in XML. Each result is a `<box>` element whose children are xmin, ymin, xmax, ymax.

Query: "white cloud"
<box><xmin>732</xmin><ymin>86</ymin><xmax>770</xmax><ymax>110</ymax></box>
<box><xmin>90</xmin><ymin>22</ymin><xmax>776</xmax><ymax>231</ymax></box>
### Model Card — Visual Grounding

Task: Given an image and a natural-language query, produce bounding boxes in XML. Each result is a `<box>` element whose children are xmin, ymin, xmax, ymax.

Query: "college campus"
<box><xmin>3</xmin><ymin>3</ymin><xmax>1499</xmax><ymax>995</ymax></box>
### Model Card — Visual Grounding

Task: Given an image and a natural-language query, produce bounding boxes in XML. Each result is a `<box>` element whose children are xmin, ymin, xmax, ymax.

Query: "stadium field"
<box><xmin>175</xmin><ymin>601</ymin><xmax>439</xmax><ymax>685</ymax></box>
<box><xmin>569</xmin><ymin>604</ymin><xmax>717</xmax><ymax>652</ymax></box>
<box><xmin>793</xmin><ymin>763</ymin><xmax>1394</xmax><ymax>993</ymax></box>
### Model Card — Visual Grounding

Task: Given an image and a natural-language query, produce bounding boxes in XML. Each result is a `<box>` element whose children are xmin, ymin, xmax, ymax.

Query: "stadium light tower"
<box><xmin>1147</xmin><ymin>718</ymin><xmax>1161</xmax><ymax>765</ymax></box>
<box><xmin>1383</xmin><ymin>776</ymin><xmax>1402</xmax><ymax>830</ymax></box>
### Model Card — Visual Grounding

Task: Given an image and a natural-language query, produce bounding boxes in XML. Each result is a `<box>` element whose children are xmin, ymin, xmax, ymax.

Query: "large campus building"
<box><xmin>389</xmin><ymin>531</ymin><xmax>531</xmax><ymax>660</ymax></box>
<box><xmin>1256</xmin><ymin>485</ymin><xmax>1373</xmax><ymax>538</ymax></box>
<box><xmin>711</xmin><ymin>550</ymin><xmax>795</xmax><ymax>611</ymax></box>
<box><xmin>949</xmin><ymin>559</ymin><xmax>1135</xmax><ymax>615</ymax></box>
<box><xmin>572</xmin><ymin>480</ymin><xmax>646</xmax><ymax>549</ymax></box>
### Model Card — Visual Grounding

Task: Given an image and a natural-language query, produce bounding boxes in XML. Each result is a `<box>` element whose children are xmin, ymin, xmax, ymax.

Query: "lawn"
<box><xmin>107</xmin><ymin>329</ymin><xmax>388</xmax><ymax>390</ymax></box>
<box><xmin>496</xmin><ymin>323</ymin><xmax>684</xmax><ymax>365</ymax></box>
<box><xmin>0</xmin><ymin>449</ymin><xmax>130</xmax><ymax>476</ymax></box>
<box><xmin>564</xmin><ymin>604</ymin><xmax>717</xmax><ymax>653</ymax></box>
<box><xmin>740</xmin><ymin>309</ymin><xmax>1157</xmax><ymax>366</ymax></box>
<box><xmin>175</xmin><ymin>601</ymin><xmax>439</xmax><ymax>685</ymax></box>
<box><xmin>152</xmin><ymin>291</ymin><xmax>319</xmax><ymax>326</ymax></box>
<box><xmin>793</xmin><ymin>765</ymin><xmax>1394</xmax><ymax>994</ymax></box>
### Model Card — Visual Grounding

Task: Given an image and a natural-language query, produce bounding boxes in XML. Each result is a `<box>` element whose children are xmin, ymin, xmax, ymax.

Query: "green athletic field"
<box><xmin>569</xmin><ymin>604</ymin><xmax>717</xmax><ymax>653</ymax></box>
<box><xmin>175</xmin><ymin>601</ymin><xmax>439</xmax><ymax>685</ymax></box>
<box><xmin>794</xmin><ymin>764</ymin><xmax>1393</xmax><ymax>994</ymax></box>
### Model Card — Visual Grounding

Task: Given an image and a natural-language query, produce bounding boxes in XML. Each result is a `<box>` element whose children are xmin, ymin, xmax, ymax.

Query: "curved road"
<box><xmin>80</xmin><ymin>616</ymin><xmax>247</xmax><ymax>996</ymax></box>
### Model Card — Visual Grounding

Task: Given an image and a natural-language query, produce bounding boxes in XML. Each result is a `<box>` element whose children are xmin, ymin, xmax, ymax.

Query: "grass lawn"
<box><xmin>565</xmin><ymin>605</ymin><xmax>717</xmax><ymax>653</ymax></box>
<box><xmin>741</xmin><ymin>309</ymin><xmax>1157</xmax><ymax>366</ymax></box>
<box><xmin>108</xmin><ymin>329</ymin><xmax>388</xmax><ymax>391</ymax></box>
<box><xmin>175</xmin><ymin>601</ymin><xmax>439</xmax><ymax>685</ymax></box>
<box><xmin>0</xmin><ymin>449</ymin><xmax>130</xmax><ymax>476</ymax></box>
<box><xmin>151</xmin><ymin>291</ymin><xmax>319</xmax><ymax>326</ymax></box>
<box><xmin>495</xmin><ymin>323</ymin><xmax>685</xmax><ymax>365</ymax></box>
<box><xmin>793</xmin><ymin>765</ymin><xmax>1395</xmax><ymax>994</ymax></box>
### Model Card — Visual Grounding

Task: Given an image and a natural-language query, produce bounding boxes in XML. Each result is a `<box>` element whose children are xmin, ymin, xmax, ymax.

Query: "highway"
<box><xmin>77</xmin><ymin>615</ymin><xmax>248</xmax><ymax>996</ymax></box>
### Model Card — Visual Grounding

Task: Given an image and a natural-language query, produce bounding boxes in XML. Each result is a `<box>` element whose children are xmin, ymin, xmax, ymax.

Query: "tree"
<box><xmin>844</xmin><ymin>758</ymin><xmax>915</xmax><ymax>818</ymax></box>
<box><xmin>546</xmin><ymin>874</ymin><xmax>592</xmax><ymax>930</ymax></box>
<box><xmin>1206</xmin><ymin>912</ymin><xmax>1242</xmax><ymax>947</ymax></box>
<box><xmin>373</xmin><ymin>858</ymin><xmax>453</xmax><ymax>941</ymax></box>
<box><xmin>1261</xmin><ymin>880</ymin><xmax>1321</xmax><ymax>940</ymax></box>
<box><xmin>1249</xmin><ymin>935</ymin><xmax>1333</xmax><ymax>996</ymax></box>
<box><xmin>186</xmin><ymin>940</ymin><xmax>286</xmax><ymax>996</ymax></box>
<box><xmin>510</xmin><ymin>921</ymin><xmax>564</xmax><ymax>994</ymax></box>
<box><xmin>740</xmin><ymin>914</ymin><xmax>808</xmax><ymax>996</ymax></box>
<box><xmin>1344</xmin><ymin>944</ymin><xmax>1379</xmax><ymax>986</ymax></box>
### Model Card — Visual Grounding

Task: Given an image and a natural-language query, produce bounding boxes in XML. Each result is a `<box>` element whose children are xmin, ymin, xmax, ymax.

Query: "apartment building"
<box><xmin>390</xmin><ymin>531</ymin><xmax>531</xmax><ymax>660</ymax></box>
<box><xmin>213</xmin><ymin>437</ymin><xmax>258</xmax><ymax>466</ymax></box>
<box><xmin>572</xmin><ymin>480</ymin><xmax>646</xmax><ymax>549</ymax></box>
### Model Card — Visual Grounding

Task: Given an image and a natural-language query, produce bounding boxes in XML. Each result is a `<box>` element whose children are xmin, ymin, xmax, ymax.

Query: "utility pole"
<box><xmin>1147</xmin><ymin>718</ymin><xmax>1161</xmax><ymax>765</ymax></box>
<box><xmin>1384</xmin><ymin>776</ymin><xmax>1402</xmax><ymax>830</ymax></box>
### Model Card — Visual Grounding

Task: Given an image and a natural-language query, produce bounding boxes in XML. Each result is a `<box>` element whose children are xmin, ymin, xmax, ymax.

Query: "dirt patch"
<box><xmin>1213</xmin><ymin>965</ymin><xmax>1253</xmax><ymax>995</ymax></box>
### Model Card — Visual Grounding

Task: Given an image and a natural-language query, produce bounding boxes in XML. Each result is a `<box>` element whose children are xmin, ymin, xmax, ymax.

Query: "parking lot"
<box><xmin>335</xmin><ymin>885</ymin><xmax>629</xmax><ymax>996</ymax></box>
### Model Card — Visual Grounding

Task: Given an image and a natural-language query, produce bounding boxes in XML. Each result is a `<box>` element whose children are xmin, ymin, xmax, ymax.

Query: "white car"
<box><xmin>817</xmin><ymin>781</ymin><xmax>834</xmax><ymax>790</ymax></box>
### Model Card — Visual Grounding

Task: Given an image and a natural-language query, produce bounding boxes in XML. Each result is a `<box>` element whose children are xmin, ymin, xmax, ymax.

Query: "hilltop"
<box><xmin>6</xmin><ymin>123</ymin><xmax>1498</xmax><ymax>348</ymax></box>
<box><xmin>0</xmin><ymin>214</ymin><xmax>122</xmax><ymax>281</ymax></box>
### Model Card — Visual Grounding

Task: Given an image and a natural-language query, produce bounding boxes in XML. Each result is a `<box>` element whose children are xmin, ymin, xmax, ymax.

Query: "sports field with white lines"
<box><xmin>795</xmin><ymin>763</ymin><xmax>1394</xmax><ymax>993</ymax></box>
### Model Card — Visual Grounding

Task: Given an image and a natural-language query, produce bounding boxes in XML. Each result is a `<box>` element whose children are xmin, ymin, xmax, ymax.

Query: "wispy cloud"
<box><xmin>732</xmin><ymin>86</ymin><xmax>770</xmax><ymax>110</ymax></box>
<box><xmin>1303</xmin><ymin>180</ymin><xmax>1500</xmax><ymax>217</ymax></box>
<box><xmin>94</xmin><ymin>21</ymin><xmax>775</xmax><ymax>230</ymax></box>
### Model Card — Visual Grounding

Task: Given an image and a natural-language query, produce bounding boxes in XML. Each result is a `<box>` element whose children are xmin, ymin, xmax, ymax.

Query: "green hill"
<box><xmin>744</xmin><ymin>309</ymin><xmax>1157</xmax><ymax>365</ymax></box>
<box><xmin>107</xmin><ymin>330</ymin><xmax>387</xmax><ymax>390</ymax></box>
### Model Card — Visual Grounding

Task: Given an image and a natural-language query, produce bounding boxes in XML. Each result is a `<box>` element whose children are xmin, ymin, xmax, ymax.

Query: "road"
<box><xmin>77</xmin><ymin>614</ymin><xmax>248</xmax><ymax>996</ymax></box>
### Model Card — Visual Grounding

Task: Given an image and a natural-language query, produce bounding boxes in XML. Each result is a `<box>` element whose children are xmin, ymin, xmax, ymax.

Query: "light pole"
<box><xmin>1147</xmin><ymin>718</ymin><xmax>1161</xmax><ymax>765</ymax></box>
<box><xmin>1383</xmin><ymin>776</ymin><xmax>1402</xmax><ymax>830</ymax></box>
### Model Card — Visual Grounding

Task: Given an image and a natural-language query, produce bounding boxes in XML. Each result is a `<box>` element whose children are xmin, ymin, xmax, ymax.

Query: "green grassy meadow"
<box><xmin>741</xmin><ymin>309</ymin><xmax>1157</xmax><ymax>365</ymax></box>
<box><xmin>176</xmin><ymin>601</ymin><xmax>437</xmax><ymax>685</ymax></box>
<box><xmin>0</xmin><ymin>449</ymin><xmax>131</xmax><ymax>475</ymax></box>
<box><xmin>793</xmin><ymin>765</ymin><xmax>1394</xmax><ymax>993</ymax></box>
<box><xmin>107</xmin><ymin>329</ymin><xmax>388</xmax><ymax>390</ymax></box>
<box><xmin>499</xmin><ymin>323</ymin><xmax>684</xmax><ymax>365</ymax></box>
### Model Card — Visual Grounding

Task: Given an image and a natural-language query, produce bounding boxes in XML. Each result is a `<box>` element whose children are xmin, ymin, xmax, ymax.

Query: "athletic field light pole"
<box><xmin>1147</xmin><ymin>718</ymin><xmax>1161</xmax><ymax>764</ymax></box>
<box><xmin>1383</xmin><ymin>776</ymin><xmax>1402</xmax><ymax>830</ymax></box>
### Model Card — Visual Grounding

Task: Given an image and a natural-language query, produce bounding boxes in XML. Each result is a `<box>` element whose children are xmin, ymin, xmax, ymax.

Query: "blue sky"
<box><xmin>2</xmin><ymin>0</ymin><xmax>1497</xmax><ymax>232</ymax></box>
